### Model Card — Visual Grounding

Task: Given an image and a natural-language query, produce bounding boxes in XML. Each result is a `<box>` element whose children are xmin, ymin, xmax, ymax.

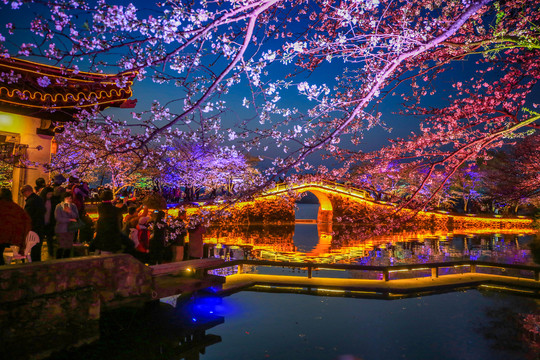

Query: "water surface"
<box><xmin>50</xmin><ymin>289</ymin><xmax>539</xmax><ymax>360</ymax></box>
<box><xmin>206</xmin><ymin>205</ymin><xmax>537</xmax><ymax>266</ymax></box>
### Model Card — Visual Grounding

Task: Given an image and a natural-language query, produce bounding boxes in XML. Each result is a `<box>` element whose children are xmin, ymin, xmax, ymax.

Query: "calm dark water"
<box><xmin>198</xmin><ymin>290</ymin><xmax>538</xmax><ymax>360</ymax></box>
<box><xmin>50</xmin><ymin>289</ymin><xmax>539</xmax><ymax>360</ymax></box>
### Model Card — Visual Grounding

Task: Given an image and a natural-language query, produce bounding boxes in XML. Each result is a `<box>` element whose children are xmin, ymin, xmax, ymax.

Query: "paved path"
<box><xmin>151</xmin><ymin>258</ymin><xmax>226</xmax><ymax>299</ymax></box>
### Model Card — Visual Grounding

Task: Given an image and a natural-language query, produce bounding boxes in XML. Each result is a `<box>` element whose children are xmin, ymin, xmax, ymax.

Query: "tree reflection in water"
<box><xmin>475</xmin><ymin>291</ymin><xmax>540</xmax><ymax>360</ymax></box>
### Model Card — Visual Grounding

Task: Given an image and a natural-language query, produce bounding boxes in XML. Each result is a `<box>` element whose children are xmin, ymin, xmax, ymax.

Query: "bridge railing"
<box><xmin>266</xmin><ymin>179</ymin><xmax>374</xmax><ymax>201</ymax></box>
<box><xmin>205</xmin><ymin>259</ymin><xmax>540</xmax><ymax>283</ymax></box>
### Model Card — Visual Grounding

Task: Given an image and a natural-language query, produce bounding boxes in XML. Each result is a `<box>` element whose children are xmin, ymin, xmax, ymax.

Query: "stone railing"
<box><xmin>265</xmin><ymin>180</ymin><xmax>373</xmax><ymax>200</ymax></box>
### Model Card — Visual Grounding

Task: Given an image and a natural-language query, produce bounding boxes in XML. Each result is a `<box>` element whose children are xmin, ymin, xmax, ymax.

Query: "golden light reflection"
<box><xmin>165</xmin><ymin>180</ymin><xmax>536</xmax><ymax>264</ymax></box>
<box><xmin>203</xmin><ymin>225</ymin><xmax>536</xmax><ymax>264</ymax></box>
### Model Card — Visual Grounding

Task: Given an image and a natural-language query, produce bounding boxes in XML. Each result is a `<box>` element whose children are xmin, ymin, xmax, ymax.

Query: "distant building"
<box><xmin>0</xmin><ymin>57</ymin><xmax>136</xmax><ymax>203</ymax></box>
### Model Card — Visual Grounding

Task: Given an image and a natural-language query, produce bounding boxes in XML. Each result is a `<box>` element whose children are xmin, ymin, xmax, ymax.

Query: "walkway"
<box><xmin>151</xmin><ymin>258</ymin><xmax>226</xmax><ymax>299</ymax></box>
<box><xmin>218</xmin><ymin>272</ymin><xmax>540</xmax><ymax>299</ymax></box>
<box><xmin>203</xmin><ymin>259</ymin><xmax>540</xmax><ymax>299</ymax></box>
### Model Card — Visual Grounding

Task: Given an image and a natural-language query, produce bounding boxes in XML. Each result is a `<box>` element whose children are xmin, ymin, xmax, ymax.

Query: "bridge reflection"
<box><xmin>203</xmin><ymin>224</ymin><xmax>537</xmax><ymax>266</ymax></box>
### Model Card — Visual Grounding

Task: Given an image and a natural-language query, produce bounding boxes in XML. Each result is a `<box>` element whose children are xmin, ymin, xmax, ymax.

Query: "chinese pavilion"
<box><xmin>0</xmin><ymin>57</ymin><xmax>136</xmax><ymax>202</ymax></box>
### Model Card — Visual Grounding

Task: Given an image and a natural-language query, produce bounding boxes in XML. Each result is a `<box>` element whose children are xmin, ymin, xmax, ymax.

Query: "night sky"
<box><xmin>1</xmin><ymin>1</ymin><xmax>539</xmax><ymax>171</ymax></box>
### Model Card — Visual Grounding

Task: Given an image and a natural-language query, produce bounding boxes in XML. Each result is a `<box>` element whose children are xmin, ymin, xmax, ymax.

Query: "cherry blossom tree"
<box><xmin>447</xmin><ymin>164</ymin><xmax>483</xmax><ymax>213</ymax></box>
<box><xmin>0</xmin><ymin>0</ymin><xmax>538</xmax><ymax>206</ymax></box>
<box><xmin>50</xmin><ymin>114</ymin><xmax>261</xmax><ymax>198</ymax></box>
<box><xmin>477</xmin><ymin>134</ymin><xmax>540</xmax><ymax>213</ymax></box>
<box><xmin>511</xmin><ymin>133</ymin><xmax>540</xmax><ymax>206</ymax></box>
<box><xmin>160</xmin><ymin>137</ymin><xmax>261</xmax><ymax>198</ymax></box>
<box><xmin>48</xmin><ymin>118</ymin><xmax>161</xmax><ymax>194</ymax></box>
<box><xmin>350</xmin><ymin>161</ymin><xmax>405</xmax><ymax>202</ymax></box>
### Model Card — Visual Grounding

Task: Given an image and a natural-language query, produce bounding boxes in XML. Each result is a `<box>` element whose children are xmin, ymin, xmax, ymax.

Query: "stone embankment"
<box><xmin>0</xmin><ymin>255</ymin><xmax>224</xmax><ymax>360</ymax></box>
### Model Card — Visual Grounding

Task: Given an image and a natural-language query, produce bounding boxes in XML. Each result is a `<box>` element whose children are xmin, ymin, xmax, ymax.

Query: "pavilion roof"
<box><xmin>0</xmin><ymin>57</ymin><xmax>136</xmax><ymax>121</ymax></box>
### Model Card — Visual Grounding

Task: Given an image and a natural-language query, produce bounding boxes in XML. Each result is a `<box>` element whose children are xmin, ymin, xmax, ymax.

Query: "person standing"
<box><xmin>122</xmin><ymin>205</ymin><xmax>142</xmax><ymax>253</ymax></box>
<box><xmin>149</xmin><ymin>210</ymin><xmax>167</xmax><ymax>265</ymax></box>
<box><xmin>136</xmin><ymin>213</ymin><xmax>151</xmax><ymax>253</ymax></box>
<box><xmin>34</xmin><ymin>177</ymin><xmax>46</xmax><ymax>194</ymax></box>
<box><xmin>68</xmin><ymin>178</ymin><xmax>90</xmax><ymax>244</ymax></box>
<box><xmin>122</xmin><ymin>205</ymin><xmax>143</xmax><ymax>235</ymax></box>
<box><xmin>0</xmin><ymin>188</ymin><xmax>31</xmax><ymax>265</ymax></box>
<box><xmin>188</xmin><ymin>224</ymin><xmax>206</xmax><ymax>259</ymax></box>
<box><xmin>54</xmin><ymin>192</ymin><xmax>79</xmax><ymax>259</ymax></box>
<box><xmin>40</xmin><ymin>187</ymin><xmax>59</xmax><ymax>258</ymax></box>
<box><xmin>170</xmin><ymin>212</ymin><xmax>187</xmax><ymax>262</ymax></box>
<box><xmin>92</xmin><ymin>189</ymin><xmax>127</xmax><ymax>254</ymax></box>
<box><xmin>70</xmin><ymin>178</ymin><xmax>90</xmax><ymax>216</ymax></box>
<box><xmin>21</xmin><ymin>184</ymin><xmax>46</xmax><ymax>262</ymax></box>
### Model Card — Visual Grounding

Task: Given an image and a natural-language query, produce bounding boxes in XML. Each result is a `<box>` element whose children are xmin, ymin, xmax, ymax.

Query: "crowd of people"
<box><xmin>0</xmin><ymin>176</ymin><xmax>207</xmax><ymax>266</ymax></box>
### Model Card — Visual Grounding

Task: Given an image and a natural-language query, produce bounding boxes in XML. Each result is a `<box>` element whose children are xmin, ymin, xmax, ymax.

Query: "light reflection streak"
<box><xmin>202</xmin><ymin>225</ymin><xmax>537</xmax><ymax>266</ymax></box>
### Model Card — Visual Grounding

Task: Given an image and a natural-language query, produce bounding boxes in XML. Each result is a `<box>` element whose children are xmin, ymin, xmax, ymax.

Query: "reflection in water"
<box><xmin>203</xmin><ymin>222</ymin><xmax>537</xmax><ymax>266</ymax></box>
<box><xmin>292</xmin><ymin>224</ymin><xmax>320</xmax><ymax>253</ymax></box>
<box><xmin>49</xmin><ymin>295</ymin><xmax>225</xmax><ymax>360</ymax></box>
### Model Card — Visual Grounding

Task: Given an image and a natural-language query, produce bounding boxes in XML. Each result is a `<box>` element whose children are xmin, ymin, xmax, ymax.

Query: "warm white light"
<box><xmin>0</xmin><ymin>114</ymin><xmax>15</xmax><ymax>126</ymax></box>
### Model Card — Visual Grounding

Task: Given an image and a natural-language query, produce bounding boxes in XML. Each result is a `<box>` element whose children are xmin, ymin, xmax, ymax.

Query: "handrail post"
<box><xmin>470</xmin><ymin>264</ymin><xmax>477</xmax><ymax>274</ymax></box>
<box><xmin>307</xmin><ymin>263</ymin><xmax>312</xmax><ymax>279</ymax></box>
<box><xmin>383</xmin><ymin>269</ymin><xmax>389</xmax><ymax>281</ymax></box>
<box><xmin>431</xmin><ymin>266</ymin><xmax>439</xmax><ymax>278</ymax></box>
<box><xmin>237</xmin><ymin>264</ymin><xmax>243</xmax><ymax>275</ymax></box>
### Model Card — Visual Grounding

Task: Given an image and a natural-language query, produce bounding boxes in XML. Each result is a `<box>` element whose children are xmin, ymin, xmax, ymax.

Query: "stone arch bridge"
<box><xmin>260</xmin><ymin>180</ymin><xmax>377</xmax><ymax>223</ymax></box>
<box><xmin>256</xmin><ymin>180</ymin><xmax>532</xmax><ymax>229</ymax></box>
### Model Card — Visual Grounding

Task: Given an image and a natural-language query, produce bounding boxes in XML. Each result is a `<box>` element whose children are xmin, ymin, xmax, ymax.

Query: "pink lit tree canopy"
<box><xmin>0</xmin><ymin>0</ymin><xmax>538</xmax><ymax>202</ymax></box>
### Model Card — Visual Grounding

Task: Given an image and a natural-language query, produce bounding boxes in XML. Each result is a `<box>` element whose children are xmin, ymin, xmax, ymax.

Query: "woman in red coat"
<box><xmin>0</xmin><ymin>188</ymin><xmax>31</xmax><ymax>265</ymax></box>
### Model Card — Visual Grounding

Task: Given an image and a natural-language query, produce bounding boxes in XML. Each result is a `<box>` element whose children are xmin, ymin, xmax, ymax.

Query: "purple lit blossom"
<box><xmin>36</xmin><ymin>76</ymin><xmax>51</xmax><ymax>87</ymax></box>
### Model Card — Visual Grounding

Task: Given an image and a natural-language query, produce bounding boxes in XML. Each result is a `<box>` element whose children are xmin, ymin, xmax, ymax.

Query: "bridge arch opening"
<box><xmin>295</xmin><ymin>189</ymin><xmax>332</xmax><ymax>223</ymax></box>
<box><xmin>293</xmin><ymin>190</ymin><xmax>334</xmax><ymax>255</ymax></box>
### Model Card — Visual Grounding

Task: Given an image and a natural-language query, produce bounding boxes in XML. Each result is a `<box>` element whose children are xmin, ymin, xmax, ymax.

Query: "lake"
<box><xmin>49</xmin><ymin>289</ymin><xmax>539</xmax><ymax>360</ymax></box>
